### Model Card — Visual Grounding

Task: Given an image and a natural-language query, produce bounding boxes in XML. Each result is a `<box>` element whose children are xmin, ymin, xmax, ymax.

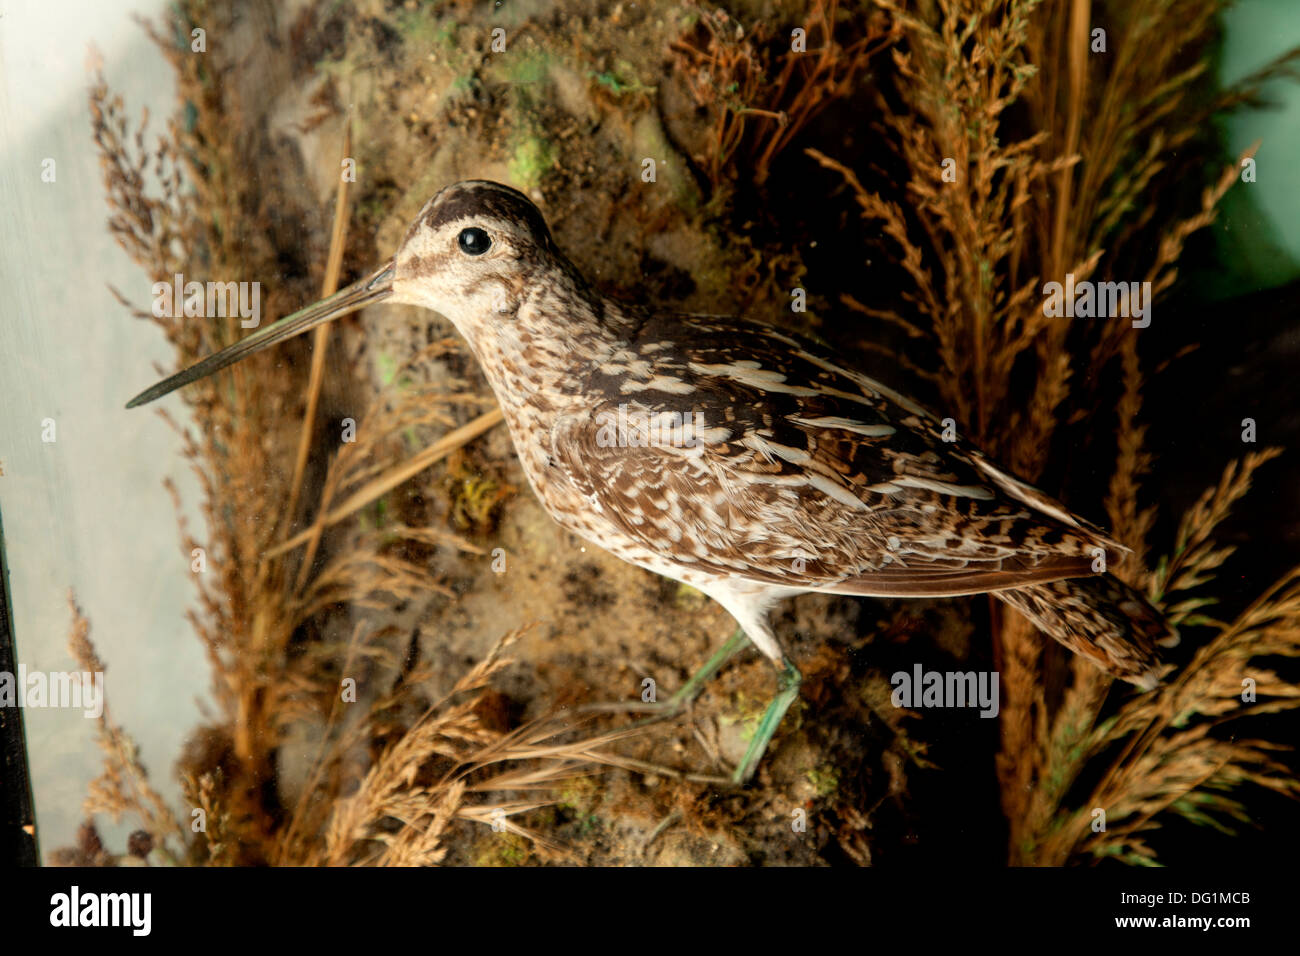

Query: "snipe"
<box><xmin>128</xmin><ymin>180</ymin><xmax>1177</xmax><ymax>783</ymax></box>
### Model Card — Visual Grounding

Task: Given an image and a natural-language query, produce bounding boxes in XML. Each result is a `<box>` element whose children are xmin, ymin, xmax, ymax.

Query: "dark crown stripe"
<box><xmin>423</xmin><ymin>181</ymin><xmax>553</xmax><ymax>244</ymax></box>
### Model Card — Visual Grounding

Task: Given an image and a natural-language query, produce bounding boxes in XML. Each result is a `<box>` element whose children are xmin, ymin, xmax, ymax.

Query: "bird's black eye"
<box><xmin>458</xmin><ymin>227</ymin><xmax>491</xmax><ymax>256</ymax></box>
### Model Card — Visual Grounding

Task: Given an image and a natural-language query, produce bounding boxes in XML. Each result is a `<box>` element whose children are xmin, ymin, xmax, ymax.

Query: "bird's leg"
<box><xmin>731</xmin><ymin>655</ymin><xmax>802</xmax><ymax>785</ymax></box>
<box><xmin>580</xmin><ymin>626</ymin><xmax>751</xmax><ymax>720</ymax></box>
<box><xmin>582</xmin><ymin>626</ymin><xmax>803</xmax><ymax>786</ymax></box>
<box><xmin>661</xmin><ymin>626</ymin><xmax>754</xmax><ymax>715</ymax></box>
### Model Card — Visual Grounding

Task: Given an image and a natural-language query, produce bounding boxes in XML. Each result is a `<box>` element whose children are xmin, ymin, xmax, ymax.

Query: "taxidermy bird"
<box><xmin>128</xmin><ymin>180</ymin><xmax>1177</xmax><ymax>783</ymax></box>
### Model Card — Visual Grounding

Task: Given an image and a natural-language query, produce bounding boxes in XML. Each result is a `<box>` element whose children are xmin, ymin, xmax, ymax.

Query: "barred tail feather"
<box><xmin>995</xmin><ymin>574</ymin><xmax>1178</xmax><ymax>690</ymax></box>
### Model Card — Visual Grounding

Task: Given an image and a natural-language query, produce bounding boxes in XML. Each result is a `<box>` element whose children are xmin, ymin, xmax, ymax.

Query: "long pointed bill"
<box><xmin>125</xmin><ymin>260</ymin><xmax>395</xmax><ymax>409</ymax></box>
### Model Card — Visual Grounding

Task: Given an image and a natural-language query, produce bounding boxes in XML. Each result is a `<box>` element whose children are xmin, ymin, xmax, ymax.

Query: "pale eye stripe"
<box><xmin>789</xmin><ymin>415</ymin><xmax>896</xmax><ymax>438</ymax></box>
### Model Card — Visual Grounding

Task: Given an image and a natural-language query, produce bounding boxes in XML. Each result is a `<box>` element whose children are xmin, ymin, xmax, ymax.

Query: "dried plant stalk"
<box><xmin>813</xmin><ymin>0</ymin><xmax>1298</xmax><ymax>865</ymax></box>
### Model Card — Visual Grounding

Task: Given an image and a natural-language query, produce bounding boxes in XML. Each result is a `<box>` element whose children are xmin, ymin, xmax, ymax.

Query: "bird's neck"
<box><xmin>471</xmin><ymin>277</ymin><xmax>636</xmax><ymax>414</ymax></box>
<box><xmin>465</xmin><ymin>279</ymin><xmax>638</xmax><ymax>507</ymax></box>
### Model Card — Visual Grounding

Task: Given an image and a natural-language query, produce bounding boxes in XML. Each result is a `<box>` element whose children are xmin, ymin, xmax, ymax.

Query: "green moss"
<box><xmin>435</xmin><ymin>22</ymin><xmax>459</xmax><ymax>49</ymax></box>
<box><xmin>364</xmin><ymin>495</ymin><xmax>389</xmax><ymax>530</ymax></box>
<box><xmin>673</xmin><ymin>582</ymin><xmax>707</xmax><ymax>609</ymax></box>
<box><xmin>805</xmin><ymin>763</ymin><xmax>841</xmax><ymax>798</ymax></box>
<box><xmin>508</xmin><ymin>50</ymin><xmax>550</xmax><ymax>87</ymax></box>
<box><xmin>554</xmin><ymin>778</ymin><xmax>603</xmax><ymax>836</ymax></box>
<box><xmin>450</xmin><ymin>473</ymin><xmax>504</xmax><ymax>529</ymax></box>
<box><xmin>508</xmin><ymin>135</ymin><xmax>555</xmax><ymax>190</ymax></box>
<box><xmin>719</xmin><ymin>691</ymin><xmax>768</xmax><ymax>741</ymax></box>
<box><xmin>493</xmin><ymin>51</ymin><xmax>559</xmax><ymax>191</ymax></box>
<box><xmin>395</xmin><ymin>7</ymin><xmax>443</xmax><ymax>51</ymax></box>
<box><xmin>588</xmin><ymin>61</ymin><xmax>656</xmax><ymax>96</ymax></box>
<box><xmin>473</xmin><ymin>831</ymin><xmax>531</xmax><ymax>866</ymax></box>
<box><xmin>557</xmin><ymin>776</ymin><xmax>598</xmax><ymax>813</ymax></box>
<box><xmin>376</xmin><ymin>351</ymin><xmax>398</xmax><ymax>386</ymax></box>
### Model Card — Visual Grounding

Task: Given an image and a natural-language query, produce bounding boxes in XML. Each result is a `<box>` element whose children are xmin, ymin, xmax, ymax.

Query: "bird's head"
<box><xmin>126</xmin><ymin>180</ymin><xmax>573</xmax><ymax>408</ymax></box>
<box><xmin>388</xmin><ymin>180</ymin><xmax>572</xmax><ymax>354</ymax></box>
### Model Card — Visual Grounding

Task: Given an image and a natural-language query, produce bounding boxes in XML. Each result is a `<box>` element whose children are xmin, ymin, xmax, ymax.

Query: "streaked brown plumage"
<box><xmin>127</xmin><ymin>180</ymin><xmax>1178</xmax><ymax>779</ymax></box>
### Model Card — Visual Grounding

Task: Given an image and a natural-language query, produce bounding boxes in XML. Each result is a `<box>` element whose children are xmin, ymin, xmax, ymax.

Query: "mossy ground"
<box><xmin>231</xmin><ymin>0</ymin><xmax>960</xmax><ymax>865</ymax></box>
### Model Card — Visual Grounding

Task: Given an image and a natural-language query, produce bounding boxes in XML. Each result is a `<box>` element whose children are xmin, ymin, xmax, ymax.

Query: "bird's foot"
<box><xmin>577</xmin><ymin>626</ymin><xmax>751</xmax><ymax>723</ymax></box>
<box><xmin>730</xmin><ymin>657</ymin><xmax>802</xmax><ymax>785</ymax></box>
<box><xmin>579</xmin><ymin>629</ymin><xmax>802</xmax><ymax>787</ymax></box>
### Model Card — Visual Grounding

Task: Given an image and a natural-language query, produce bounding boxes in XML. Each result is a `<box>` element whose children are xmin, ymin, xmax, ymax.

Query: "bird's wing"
<box><xmin>550</xmin><ymin>316</ymin><xmax>1122</xmax><ymax>596</ymax></box>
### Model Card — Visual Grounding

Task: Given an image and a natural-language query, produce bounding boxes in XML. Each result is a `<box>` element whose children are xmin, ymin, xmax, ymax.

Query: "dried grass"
<box><xmin>64</xmin><ymin>595</ymin><xmax>186</xmax><ymax>866</ymax></box>
<box><xmin>57</xmin><ymin>0</ymin><xmax>610</xmax><ymax>867</ymax></box>
<box><xmin>671</xmin><ymin>0</ymin><xmax>892</xmax><ymax>190</ymax></box>
<box><xmin>1025</xmin><ymin>450</ymin><xmax>1300</xmax><ymax>865</ymax></box>
<box><xmin>810</xmin><ymin>0</ymin><xmax>1300</xmax><ymax>864</ymax></box>
<box><xmin>61</xmin><ymin>600</ymin><xmax>631</xmax><ymax>866</ymax></box>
